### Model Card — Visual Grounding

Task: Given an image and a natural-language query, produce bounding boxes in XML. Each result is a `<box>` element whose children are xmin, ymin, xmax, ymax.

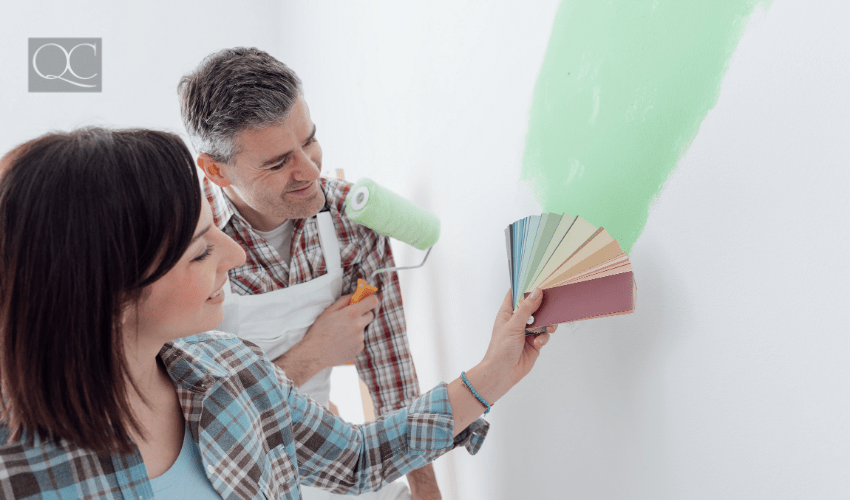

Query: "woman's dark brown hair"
<box><xmin>0</xmin><ymin>127</ymin><xmax>201</xmax><ymax>454</ymax></box>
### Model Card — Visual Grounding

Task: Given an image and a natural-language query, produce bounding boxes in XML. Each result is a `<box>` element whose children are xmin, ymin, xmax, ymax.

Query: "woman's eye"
<box><xmin>192</xmin><ymin>244</ymin><xmax>214</xmax><ymax>262</ymax></box>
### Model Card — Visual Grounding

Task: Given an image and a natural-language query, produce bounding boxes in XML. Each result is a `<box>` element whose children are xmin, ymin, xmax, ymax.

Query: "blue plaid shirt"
<box><xmin>0</xmin><ymin>333</ymin><xmax>488</xmax><ymax>499</ymax></box>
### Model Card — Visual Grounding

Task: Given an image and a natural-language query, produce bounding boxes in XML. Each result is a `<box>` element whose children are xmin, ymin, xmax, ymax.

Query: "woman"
<box><xmin>0</xmin><ymin>128</ymin><xmax>553</xmax><ymax>499</ymax></box>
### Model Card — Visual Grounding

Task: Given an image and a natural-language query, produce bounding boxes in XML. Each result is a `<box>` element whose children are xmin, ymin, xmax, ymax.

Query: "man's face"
<box><xmin>223</xmin><ymin>95</ymin><xmax>324</xmax><ymax>231</ymax></box>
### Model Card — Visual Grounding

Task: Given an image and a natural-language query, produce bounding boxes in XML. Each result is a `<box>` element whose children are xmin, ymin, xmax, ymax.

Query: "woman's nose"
<box><xmin>219</xmin><ymin>229</ymin><xmax>247</xmax><ymax>270</ymax></box>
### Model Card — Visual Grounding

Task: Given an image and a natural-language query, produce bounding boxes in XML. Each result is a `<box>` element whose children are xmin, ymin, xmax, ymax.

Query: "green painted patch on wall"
<box><xmin>522</xmin><ymin>0</ymin><xmax>771</xmax><ymax>253</ymax></box>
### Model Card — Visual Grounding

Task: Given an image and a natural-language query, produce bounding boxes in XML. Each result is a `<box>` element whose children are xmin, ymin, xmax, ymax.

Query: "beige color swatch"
<box><xmin>527</xmin><ymin>216</ymin><xmax>599</xmax><ymax>292</ymax></box>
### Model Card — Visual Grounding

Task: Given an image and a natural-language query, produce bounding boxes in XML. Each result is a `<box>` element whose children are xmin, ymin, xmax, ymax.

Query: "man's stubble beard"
<box><xmin>270</xmin><ymin>180</ymin><xmax>326</xmax><ymax>220</ymax></box>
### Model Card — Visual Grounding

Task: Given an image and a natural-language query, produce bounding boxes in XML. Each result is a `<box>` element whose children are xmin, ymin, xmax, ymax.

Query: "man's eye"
<box><xmin>269</xmin><ymin>159</ymin><xmax>288</xmax><ymax>171</ymax></box>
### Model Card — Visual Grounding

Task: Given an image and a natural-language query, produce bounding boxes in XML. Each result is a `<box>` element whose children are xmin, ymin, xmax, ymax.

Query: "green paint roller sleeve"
<box><xmin>344</xmin><ymin>178</ymin><xmax>441</xmax><ymax>251</ymax></box>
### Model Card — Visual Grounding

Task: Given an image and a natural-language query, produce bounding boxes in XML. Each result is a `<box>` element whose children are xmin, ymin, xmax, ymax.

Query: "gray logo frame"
<box><xmin>29</xmin><ymin>38</ymin><xmax>102</xmax><ymax>93</ymax></box>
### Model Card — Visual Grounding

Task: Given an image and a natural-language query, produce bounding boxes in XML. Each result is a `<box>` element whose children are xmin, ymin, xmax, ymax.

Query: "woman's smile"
<box><xmin>207</xmin><ymin>284</ymin><xmax>226</xmax><ymax>303</ymax></box>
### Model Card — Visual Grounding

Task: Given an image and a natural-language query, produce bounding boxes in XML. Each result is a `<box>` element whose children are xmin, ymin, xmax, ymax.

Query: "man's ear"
<box><xmin>197</xmin><ymin>154</ymin><xmax>232</xmax><ymax>188</ymax></box>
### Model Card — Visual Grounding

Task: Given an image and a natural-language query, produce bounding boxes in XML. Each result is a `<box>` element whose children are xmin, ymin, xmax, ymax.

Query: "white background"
<box><xmin>2</xmin><ymin>1</ymin><xmax>849</xmax><ymax>499</ymax></box>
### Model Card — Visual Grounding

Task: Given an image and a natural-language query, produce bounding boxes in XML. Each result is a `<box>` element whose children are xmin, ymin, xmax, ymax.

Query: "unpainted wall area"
<box><xmin>280</xmin><ymin>1</ymin><xmax>850</xmax><ymax>499</ymax></box>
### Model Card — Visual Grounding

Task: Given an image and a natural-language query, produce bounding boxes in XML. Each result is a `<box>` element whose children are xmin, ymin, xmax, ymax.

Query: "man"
<box><xmin>178</xmin><ymin>47</ymin><xmax>441</xmax><ymax>500</ymax></box>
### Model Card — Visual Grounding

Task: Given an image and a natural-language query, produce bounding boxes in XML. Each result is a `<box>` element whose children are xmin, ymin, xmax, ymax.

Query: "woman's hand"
<box><xmin>481</xmin><ymin>289</ymin><xmax>557</xmax><ymax>394</ymax></box>
<box><xmin>447</xmin><ymin>288</ymin><xmax>556</xmax><ymax>435</ymax></box>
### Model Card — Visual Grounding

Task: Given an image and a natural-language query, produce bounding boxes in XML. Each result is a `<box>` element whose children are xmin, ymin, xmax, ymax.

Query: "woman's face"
<box><xmin>131</xmin><ymin>200</ymin><xmax>246</xmax><ymax>342</ymax></box>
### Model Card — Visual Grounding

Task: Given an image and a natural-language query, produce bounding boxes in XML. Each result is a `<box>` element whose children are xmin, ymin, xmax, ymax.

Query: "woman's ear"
<box><xmin>120</xmin><ymin>301</ymin><xmax>134</xmax><ymax>327</ymax></box>
<box><xmin>197</xmin><ymin>154</ymin><xmax>231</xmax><ymax>188</ymax></box>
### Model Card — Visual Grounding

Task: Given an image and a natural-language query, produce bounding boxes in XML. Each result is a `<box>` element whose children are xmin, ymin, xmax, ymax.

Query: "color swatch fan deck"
<box><xmin>506</xmin><ymin>213</ymin><xmax>637</xmax><ymax>328</ymax></box>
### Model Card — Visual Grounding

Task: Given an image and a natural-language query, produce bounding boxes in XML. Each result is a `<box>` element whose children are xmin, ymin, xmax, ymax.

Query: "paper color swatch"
<box><xmin>506</xmin><ymin>213</ymin><xmax>637</xmax><ymax>328</ymax></box>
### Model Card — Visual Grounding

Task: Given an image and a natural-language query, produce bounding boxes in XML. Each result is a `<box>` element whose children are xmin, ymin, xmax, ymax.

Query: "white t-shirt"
<box><xmin>254</xmin><ymin>220</ymin><xmax>295</xmax><ymax>264</ymax></box>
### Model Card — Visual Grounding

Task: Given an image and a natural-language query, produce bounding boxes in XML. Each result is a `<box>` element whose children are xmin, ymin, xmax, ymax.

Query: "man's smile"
<box><xmin>286</xmin><ymin>181</ymin><xmax>317</xmax><ymax>196</ymax></box>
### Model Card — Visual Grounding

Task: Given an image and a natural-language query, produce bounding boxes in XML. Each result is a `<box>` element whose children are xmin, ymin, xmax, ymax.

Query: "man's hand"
<box><xmin>273</xmin><ymin>293</ymin><xmax>379</xmax><ymax>386</ymax></box>
<box><xmin>407</xmin><ymin>463</ymin><xmax>441</xmax><ymax>500</ymax></box>
<box><xmin>305</xmin><ymin>293</ymin><xmax>378</xmax><ymax>366</ymax></box>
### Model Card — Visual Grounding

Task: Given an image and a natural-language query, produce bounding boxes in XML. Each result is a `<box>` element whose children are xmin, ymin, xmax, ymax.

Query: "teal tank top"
<box><xmin>149</xmin><ymin>426</ymin><xmax>222</xmax><ymax>499</ymax></box>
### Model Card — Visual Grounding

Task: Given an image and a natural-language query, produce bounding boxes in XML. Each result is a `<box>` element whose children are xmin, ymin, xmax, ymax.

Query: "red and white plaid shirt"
<box><xmin>203</xmin><ymin>176</ymin><xmax>419</xmax><ymax>415</ymax></box>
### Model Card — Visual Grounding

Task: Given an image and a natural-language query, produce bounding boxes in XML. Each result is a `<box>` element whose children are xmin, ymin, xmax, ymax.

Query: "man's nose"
<box><xmin>290</xmin><ymin>150</ymin><xmax>320</xmax><ymax>179</ymax></box>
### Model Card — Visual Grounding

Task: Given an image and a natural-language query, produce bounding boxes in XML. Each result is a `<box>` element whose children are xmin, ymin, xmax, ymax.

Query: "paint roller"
<box><xmin>344</xmin><ymin>178</ymin><xmax>440</xmax><ymax>304</ymax></box>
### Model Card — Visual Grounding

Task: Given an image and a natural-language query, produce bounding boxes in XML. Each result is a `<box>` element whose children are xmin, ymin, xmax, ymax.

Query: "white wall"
<box><xmin>274</xmin><ymin>3</ymin><xmax>562</xmax><ymax>499</ymax></box>
<box><xmin>279</xmin><ymin>1</ymin><xmax>850</xmax><ymax>499</ymax></box>
<box><xmin>3</xmin><ymin>1</ymin><xmax>849</xmax><ymax>499</ymax></box>
<box><xmin>0</xmin><ymin>1</ymin><xmax>284</xmax><ymax>150</ymax></box>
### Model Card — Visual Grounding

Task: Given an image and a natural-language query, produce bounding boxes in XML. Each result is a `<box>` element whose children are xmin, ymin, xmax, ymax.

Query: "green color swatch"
<box><xmin>522</xmin><ymin>0</ymin><xmax>771</xmax><ymax>253</ymax></box>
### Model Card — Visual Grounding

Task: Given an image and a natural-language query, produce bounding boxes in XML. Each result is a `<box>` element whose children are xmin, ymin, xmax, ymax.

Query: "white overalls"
<box><xmin>217</xmin><ymin>212</ymin><xmax>410</xmax><ymax>500</ymax></box>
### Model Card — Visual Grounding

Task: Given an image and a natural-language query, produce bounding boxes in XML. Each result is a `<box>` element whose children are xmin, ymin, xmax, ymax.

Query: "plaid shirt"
<box><xmin>203</xmin><ymin>177</ymin><xmax>419</xmax><ymax>415</ymax></box>
<box><xmin>0</xmin><ymin>333</ymin><xmax>488</xmax><ymax>499</ymax></box>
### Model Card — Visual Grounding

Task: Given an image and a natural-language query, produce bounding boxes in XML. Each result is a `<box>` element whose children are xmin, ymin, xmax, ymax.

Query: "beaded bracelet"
<box><xmin>460</xmin><ymin>371</ymin><xmax>492</xmax><ymax>414</ymax></box>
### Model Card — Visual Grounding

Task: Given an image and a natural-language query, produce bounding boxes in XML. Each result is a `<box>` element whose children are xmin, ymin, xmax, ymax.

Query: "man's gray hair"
<box><xmin>177</xmin><ymin>47</ymin><xmax>302</xmax><ymax>164</ymax></box>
